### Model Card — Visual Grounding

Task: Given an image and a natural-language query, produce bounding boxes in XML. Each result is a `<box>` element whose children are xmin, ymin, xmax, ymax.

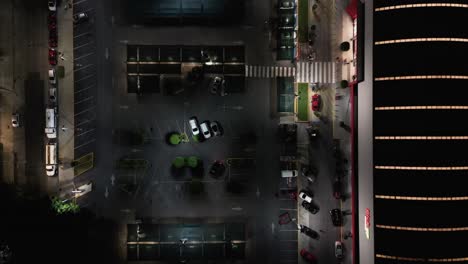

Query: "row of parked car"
<box><xmin>45</xmin><ymin>1</ymin><xmax>59</xmax><ymax>177</ymax></box>
<box><xmin>188</xmin><ymin>117</ymin><xmax>223</xmax><ymax>140</ymax></box>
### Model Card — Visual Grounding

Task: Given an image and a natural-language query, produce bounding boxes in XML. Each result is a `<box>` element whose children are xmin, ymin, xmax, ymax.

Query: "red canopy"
<box><xmin>346</xmin><ymin>0</ymin><xmax>358</xmax><ymax>20</ymax></box>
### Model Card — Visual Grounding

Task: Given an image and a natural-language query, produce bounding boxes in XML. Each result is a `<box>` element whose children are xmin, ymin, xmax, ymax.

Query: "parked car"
<box><xmin>49</xmin><ymin>48</ymin><xmax>57</xmax><ymax>65</ymax></box>
<box><xmin>335</xmin><ymin>241</ymin><xmax>344</xmax><ymax>259</ymax></box>
<box><xmin>210</xmin><ymin>121</ymin><xmax>223</xmax><ymax>136</ymax></box>
<box><xmin>333</xmin><ymin>179</ymin><xmax>342</xmax><ymax>199</ymax></box>
<box><xmin>209</xmin><ymin>76</ymin><xmax>223</xmax><ymax>95</ymax></box>
<box><xmin>48</xmin><ymin>11</ymin><xmax>57</xmax><ymax>24</ymax></box>
<box><xmin>301</xmin><ymin>201</ymin><xmax>319</xmax><ymax>214</ymax></box>
<box><xmin>330</xmin><ymin>209</ymin><xmax>343</xmax><ymax>226</ymax></box>
<box><xmin>299</xmin><ymin>225</ymin><xmax>319</xmax><ymax>239</ymax></box>
<box><xmin>49</xmin><ymin>28</ymin><xmax>57</xmax><ymax>48</ymax></box>
<box><xmin>48</xmin><ymin>68</ymin><xmax>56</xmax><ymax>84</ymax></box>
<box><xmin>73</xmin><ymin>12</ymin><xmax>88</xmax><ymax>24</ymax></box>
<box><xmin>188</xmin><ymin>116</ymin><xmax>200</xmax><ymax>136</ymax></box>
<box><xmin>11</xmin><ymin>113</ymin><xmax>20</xmax><ymax>128</ymax></box>
<box><xmin>299</xmin><ymin>189</ymin><xmax>313</xmax><ymax>203</ymax></box>
<box><xmin>279</xmin><ymin>1</ymin><xmax>295</xmax><ymax>9</ymax></box>
<box><xmin>48</xmin><ymin>0</ymin><xmax>56</xmax><ymax>11</ymax></box>
<box><xmin>311</xmin><ymin>94</ymin><xmax>321</xmax><ymax>111</ymax></box>
<box><xmin>48</xmin><ymin>18</ymin><xmax>56</xmax><ymax>30</ymax></box>
<box><xmin>300</xmin><ymin>249</ymin><xmax>316</xmax><ymax>263</ymax></box>
<box><xmin>73</xmin><ymin>181</ymin><xmax>93</xmax><ymax>199</ymax></box>
<box><xmin>209</xmin><ymin>160</ymin><xmax>226</xmax><ymax>178</ymax></box>
<box><xmin>49</xmin><ymin>87</ymin><xmax>57</xmax><ymax>103</ymax></box>
<box><xmin>200</xmin><ymin>121</ymin><xmax>212</xmax><ymax>139</ymax></box>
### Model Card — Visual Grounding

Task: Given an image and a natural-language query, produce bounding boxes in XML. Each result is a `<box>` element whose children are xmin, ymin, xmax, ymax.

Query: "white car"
<box><xmin>49</xmin><ymin>87</ymin><xmax>57</xmax><ymax>103</ymax></box>
<box><xmin>188</xmin><ymin>116</ymin><xmax>200</xmax><ymax>136</ymax></box>
<box><xmin>200</xmin><ymin>121</ymin><xmax>211</xmax><ymax>139</ymax></box>
<box><xmin>73</xmin><ymin>12</ymin><xmax>88</xmax><ymax>24</ymax></box>
<box><xmin>299</xmin><ymin>190</ymin><xmax>313</xmax><ymax>203</ymax></box>
<box><xmin>48</xmin><ymin>69</ymin><xmax>56</xmax><ymax>84</ymax></box>
<box><xmin>335</xmin><ymin>241</ymin><xmax>344</xmax><ymax>259</ymax></box>
<box><xmin>11</xmin><ymin>113</ymin><xmax>20</xmax><ymax>128</ymax></box>
<box><xmin>48</xmin><ymin>0</ymin><xmax>56</xmax><ymax>11</ymax></box>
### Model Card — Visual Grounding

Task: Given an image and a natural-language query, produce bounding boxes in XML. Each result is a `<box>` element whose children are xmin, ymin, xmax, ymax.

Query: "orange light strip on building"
<box><xmin>375</xmin><ymin>136</ymin><xmax>468</xmax><ymax>140</ymax></box>
<box><xmin>375</xmin><ymin>75</ymin><xmax>468</xmax><ymax>81</ymax></box>
<box><xmin>375</xmin><ymin>3</ymin><xmax>468</xmax><ymax>12</ymax></box>
<box><xmin>375</xmin><ymin>195</ymin><xmax>468</xmax><ymax>201</ymax></box>
<box><xmin>375</xmin><ymin>166</ymin><xmax>468</xmax><ymax>170</ymax></box>
<box><xmin>376</xmin><ymin>254</ymin><xmax>468</xmax><ymax>262</ymax></box>
<box><xmin>375</xmin><ymin>38</ymin><xmax>468</xmax><ymax>45</ymax></box>
<box><xmin>375</xmin><ymin>106</ymin><xmax>468</xmax><ymax>110</ymax></box>
<box><xmin>376</xmin><ymin>224</ymin><xmax>468</xmax><ymax>232</ymax></box>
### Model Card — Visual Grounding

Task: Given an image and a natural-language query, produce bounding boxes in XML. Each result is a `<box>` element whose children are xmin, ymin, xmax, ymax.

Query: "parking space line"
<box><xmin>75</xmin><ymin>52</ymin><xmax>94</xmax><ymax>60</ymax></box>
<box><xmin>78</xmin><ymin>8</ymin><xmax>95</xmax><ymax>14</ymax></box>
<box><xmin>74</xmin><ymin>64</ymin><xmax>94</xmax><ymax>72</ymax></box>
<box><xmin>74</xmin><ymin>139</ymin><xmax>96</xmax><ymax>150</ymax></box>
<box><xmin>76</xmin><ymin>128</ymin><xmax>95</xmax><ymax>137</ymax></box>
<box><xmin>153</xmin><ymin>120</ymin><xmax>162</xmax><ymax>139</ymax></box>
<box><xmin>279</xmin><ymin>208</ymin><xmax>297</xmax><ymax>211</ymax></box>
<box><xmin>74</xmin><ymin>42</ymin><xmax>93</xmax><ymax>50</ymax></box>
<box><xmin>75</xmin><ymin>84</ymin><xmax>95</xmax><ymax>94</ymax></box>
<box><xmin>74</xmin><ymin>32</ymin><xmax>91</xmax><ymax>38</ymax></box>
<box><xmin>279</xmin><ymin>230</ymin><xmax>298</xmax><ymax>232</ymax></box>
<box><xmin>279</xmin><ymin>240</ymin><xmax>298</xmax><ymax>242</ymax></box>
<box><xmin>75</xmin><ymin>74</ymin><xmax>94</xmax><ymax>83</ymax></box>
<box><xmin>75</xmin><ymin>96</ymin><xmax>93</xmax><ymax>105</ymax></box>
<box><xmin>75</xmin><ymin>106</ymin><xmax>95</xmax><ymax>116</ymax></box>
<box><xmin>76</xmin><ymin>118</ymin><xmax>94</xmax><ymax>127</ymax></box>
<box><xmin>176</xmin><ymin>120</ymin><xmax>182</xmax><ymax>133</ymax></box>
<box><xmin>73</xmin><ymin>0</ymin><xmax>88</xmax><ymax>5</ymax></box>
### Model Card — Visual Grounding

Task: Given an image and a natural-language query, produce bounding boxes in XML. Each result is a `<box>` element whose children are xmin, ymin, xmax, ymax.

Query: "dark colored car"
<box><xmin>48</xmin><ymin>48</ymin><xmax>57</xmax><ymax>65</ymax></box>
<box><xmin>333</xmin><ymin>179</ymin><xmax>342</xmax><ymax>199</ymax></box>
<box><xmin>299</xmin><ymin>225</ymin><xmax>319</xmax><ymax>239</ymax></box>
<box><xmin>300</xmin><ymin>248</ymin><xmax>316</xmax><ymax>263</ymax></box>
<box><xmin>49</xmin><ymin>28</ymin><xmax>57</xmax><ymax>48</ymax></box>
<box><xmin>210</xmin><ymin>121</ymin><xmax>224</xmax><ymax>136</ymax></box>
<box><xmin>301</xmin><ymin>201</ymin><xmax>319</xmax><ymax>214</ymax></box>
<box><xmin>330</xmin><ymin>209</ymin><xmax>343</xmax><ymax>226</ymax></box>
<box><xmin>209</xmin><ymin>160</ymin><xmax>226</xmax><ymax>178</ymax></box>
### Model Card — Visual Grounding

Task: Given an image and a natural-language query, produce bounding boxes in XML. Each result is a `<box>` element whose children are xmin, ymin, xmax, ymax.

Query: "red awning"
<box><xmin>346</xmin><ymin>0</ymin><xmax>358</xmax><ymax>20</ymax></box>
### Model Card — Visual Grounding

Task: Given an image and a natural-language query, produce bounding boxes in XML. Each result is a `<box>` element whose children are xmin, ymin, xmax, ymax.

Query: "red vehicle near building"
<box><xmin>311</xmin><ymin>94</ymin><xmax>321</xmax><ymax>111</ymax></box>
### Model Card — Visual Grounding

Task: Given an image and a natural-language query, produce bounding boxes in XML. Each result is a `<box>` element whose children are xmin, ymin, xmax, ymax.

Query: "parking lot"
<box><xmin>73</xmin><ymin>1</ymin><xmax>97</xmax><ymax>158</ymax></box>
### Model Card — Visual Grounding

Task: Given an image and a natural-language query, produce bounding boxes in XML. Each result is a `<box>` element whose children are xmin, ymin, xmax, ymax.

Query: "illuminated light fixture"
<box><xmin>375</xmin><ymin>38</ymin><xmax>468</xmax><ymax>45</ymax></box>
<box><xmin>375</xmin><ymin>166</ymin><xmax>468</xmax><ymax>170</ymax></box>
<box><xmin>376</xmin><ymin>225</ymin><xmax>468</xmax><ymax>232</ymax></box>
<box><xmin>375</xmin><ymin>106</ymin><xmax>468</xmax><ymax>110</ymax></box>
<box><xmin>375</xmin><ymin>3</ymin><xmax>468</xmax><ymax>12</ymax></box>
<box><xmin>375</xmin><ymin>195</ymin><xmax>468</xmax><ymax>201</ymax></box>
<box><xmin>375</xmin><ymin>75</ymin><xmax>468</xmax><ymax>81</ymax></box>
<box><xmin>375</xmin><ymin>136</ymin><xmax>468</xmax><ymax>140</ymax></box>
<box><xmin>374</xmin><ymin>136</ymin><xmax>468</xmax><ymax>140</ymax></box>
<box><xmin>376</xmin><ymin>254</ymin><xmax>468</xmax><ymax>262</ymax></box>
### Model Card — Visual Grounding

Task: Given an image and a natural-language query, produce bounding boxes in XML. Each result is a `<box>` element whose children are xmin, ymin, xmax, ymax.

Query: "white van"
<box><xmin>281</xmin><ymin>170</ymin><xmax>298</xmax><ymax>178</ymax></box>
<box><xmin>45</xmin><ymin>143</ymin><xmax>57</xmax><ymax>176</ymax></box>
<box><xmin>45</xmin><ymin>108</ymin><xmax>57</xmax><ymax>138</ymax></box>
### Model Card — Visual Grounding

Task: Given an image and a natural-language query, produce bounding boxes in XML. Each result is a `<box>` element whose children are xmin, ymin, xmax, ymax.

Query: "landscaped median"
<box><xmin>297</xmin><ymin>83</ymin><xmax>309</xmax><ymax>121</ymax></box>
<box><xmin>298</xmin><ymin>0</ymin><xmax>309</xmax><ymax>43</ymax></box>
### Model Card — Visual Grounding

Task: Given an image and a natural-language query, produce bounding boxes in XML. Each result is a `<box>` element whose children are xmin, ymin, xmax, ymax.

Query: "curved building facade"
<box><xmin>372</xmin><ymin>1</ymin><xmax>468</xmax><ymax>263</ymax></box>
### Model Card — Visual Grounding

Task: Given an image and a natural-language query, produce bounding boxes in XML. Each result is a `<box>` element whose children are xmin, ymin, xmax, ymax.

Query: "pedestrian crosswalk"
<box><xmin>245</xmin><ymin>65</ymin><xmax>296</xmax><ymax>78</ymax></box>
<box><xmin>245</xmin><ymin>61</ymin><xmax>337</xmax><ymax>84</ymax></box>
<box><xmin>296</xmin><ymin>61</ymin><xmax>336</xmax><ymax>84</ymax></box>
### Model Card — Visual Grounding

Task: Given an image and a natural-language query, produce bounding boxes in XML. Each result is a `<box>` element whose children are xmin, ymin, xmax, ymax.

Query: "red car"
<box><xmin>300</xmin><ymin>248</ymin><xmax>316</xmax><ymax>263</ymax></box>
<box><xmin>47</xmin><ymin>11</ymin><xmax>56</xmax><ymax>24</ymax></box>
<box><xmin>311</xmin><ymin>94</ymin><xmax>321</xmax><ymax>111</ymax></box>
<box><xmin>49</xmin><ymin>28</ymin><xmax>57</xmax><ymax>47</ymax></box>
<box><xmin>49</xmin><ymin>48</ymin><xmax>57</xmax><ymax>65</ymax></box>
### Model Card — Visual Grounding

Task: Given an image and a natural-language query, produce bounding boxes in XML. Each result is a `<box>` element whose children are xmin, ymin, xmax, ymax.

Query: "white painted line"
<box><xmin>75</xmin><ymin>52</ymin><xmax>94</xmax><ymax>60</ymax></box>
<box><xmin>74</xmin><ymin>96</ymin><xmax>93</xmax><ymax>105</ymax></box>
<box><xmin>74</xmin><ymin>42</ymin><xmax>93</xmax><ymax>50</ymax></box>
<box><xmin>74</xmin><ymin>32</ymin><xmax>91</xmax><ymax>38</ymax></box>
<box><xmin>279</xmin><ymin>229</ymin><xmax>299</xmax><ymax>232</ymax></box>
<box><xmin>76</xmin><ymin>128</ymin><xmax>95</xmax><ymax>137</ymax></box>
<box><xmin>74</xmin><ymin>84</ymin><xmax>95</xmax><ymax>93</ymax></box>
<box><xmin>73</xmin><ymin>0</ymin><xmax>88</xmax><ymax>5</ymax></box>
<box><xmin>74</xmin><ymin>106</ymin><xmax>95</xmax><ymax>116</ymax></box>
<box><xmin>74</xmin><ymin>138</ymin><xmax>96</xmax><ymax>150</ymax></box>
<box><xmin>74</xmin><ymin>64</ymin><xmax>93</xmax><ymax>72</ymax></box>
<box><xmin>75</xmin><ymin>74</ymin><xmax>94</xmax><ymax>83</ymax></box>
<box><xmin>279</xmin><ymin>208</ymin><xmax>297</xmax><ymax>211</ymax></box>
<box><xmin>76</xmin><ymin>118</ymin><xmax>94</xmax><ymax>127</ymax></box>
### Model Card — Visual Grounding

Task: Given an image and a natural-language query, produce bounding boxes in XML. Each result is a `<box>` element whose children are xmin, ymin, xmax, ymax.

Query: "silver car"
<box><xmin>11</xmin><ymin>113</ymin><xmax>20</xmax><ymax>128</ymax></box>
<box><xmin>188</xmin><ymin>116</ymin><xmax>200</xmax><ymax>136</ymax></box>
<box><xmin>335</xmin><ymin>241</ymin><xmax>344</xmax><ymax>259</ymax></box>
<box><xmin>200</xmin><ymin>121</ymin><xmax>211</xmax><ymax>139</ymax></box>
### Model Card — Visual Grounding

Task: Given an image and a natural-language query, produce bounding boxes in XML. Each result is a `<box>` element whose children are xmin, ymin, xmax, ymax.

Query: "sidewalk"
<box><xmin>56</xmin><ymin>4</ymin><xmax>75</xmax><ymax>194</ymax></box>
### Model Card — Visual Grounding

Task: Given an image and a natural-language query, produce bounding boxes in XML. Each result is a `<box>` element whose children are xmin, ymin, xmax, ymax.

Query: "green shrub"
<box><xmin>173</xmin><ymin>157</ymin><xmax>185</xmax><ymax>168</ymax></box>
<box><xmin>186</xmin><ymin>156</ymin><xmax>199</xmax><ymax>168</ymax></box>
<box><xmin>169</xmin><ymin>133</ymin><xmax>181</xmax><ymax>145</ymax></box>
